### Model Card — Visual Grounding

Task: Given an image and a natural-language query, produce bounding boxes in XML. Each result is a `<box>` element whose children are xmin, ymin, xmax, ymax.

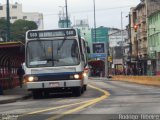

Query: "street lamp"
<box><xmin>6</xmin><ymin>0</ymin><xmax>11</xmax><ymax>42</ymax></box>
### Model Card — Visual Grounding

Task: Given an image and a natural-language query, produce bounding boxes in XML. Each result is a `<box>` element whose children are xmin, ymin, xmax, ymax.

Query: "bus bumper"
<box><xmin>27</xmin><ymin>80</ymin><xmax>82</xmax><ymax>90</ymax></box>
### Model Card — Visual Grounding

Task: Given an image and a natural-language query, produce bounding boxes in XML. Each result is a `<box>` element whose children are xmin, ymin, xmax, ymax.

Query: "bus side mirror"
<box><xmin>87</xmin><ymin>46</ymin><xmax>90</xmax><ymax>53</ymax></box>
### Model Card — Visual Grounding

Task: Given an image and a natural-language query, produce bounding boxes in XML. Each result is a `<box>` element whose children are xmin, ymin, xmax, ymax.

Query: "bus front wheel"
<box><xmin>72</xmin><ymin>87</ymin><xmax>81</xmax><ymax>97</ymax></box>
<box><xmin>32</xmin><ymin>90</ymin><xmax>42</xmax><ymax>99</ymax></box>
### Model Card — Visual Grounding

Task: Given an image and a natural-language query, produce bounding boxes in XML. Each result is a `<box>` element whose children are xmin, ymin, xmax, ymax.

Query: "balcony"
<box><xmin>141</xmin><ymin>15</ymin><xmax>146</xmax><ymax>23</ymax></box>
<box><xmin>142</xmin><ymin>48</ymin><xmax>147</xmax><ymax>54</ymax></box>
<box><xmin>141</xmin><ymin>31</ymin><xmax>147</xmax><ymax>39</ymax></box>
<box><xmin>142</xmin><ymin>44</ymin><xmax>147</xmax><ymax>49</ymax></box>
<box><xmin>139</xmin><ymin>44</ymin><xmax>145</xmax><ymax>49</ymax></box>
<box><xmin>136</xmin><ymin>17</ymin><xmax>141</xmax><ymax>25</ymax></box>
<box><xmin>137</xmin><ymin>32</ymin><xmax>141</xmax><ymax>40</ymax></box>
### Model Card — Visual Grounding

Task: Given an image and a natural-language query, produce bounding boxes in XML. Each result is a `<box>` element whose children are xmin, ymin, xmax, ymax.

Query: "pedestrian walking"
<box><xmin>17</xmin><ymin>66</ymin><xmax>25</xmax><ymax>88</ymax></box>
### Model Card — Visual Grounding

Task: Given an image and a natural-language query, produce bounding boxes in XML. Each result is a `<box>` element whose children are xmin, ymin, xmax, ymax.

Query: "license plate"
<box><xmin>49</xmin><ymin>82</ymin><xmax>59</xmax><ymax>87</ymax></box>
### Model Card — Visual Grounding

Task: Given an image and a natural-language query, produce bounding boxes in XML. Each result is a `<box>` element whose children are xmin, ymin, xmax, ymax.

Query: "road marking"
<box><xmin>46</xmin><ymin>85</ymin><xmax>110</xmax><ymax>120</ymax></box>
<box><xmin>21</xmin><ymin>99</ymin><xmax>94</xmax><ymax>116</ymax></box>
<box><xmin>19</xmin><ymin>84</ymin><xmax>110</xmax><ymax>120</ymax></box>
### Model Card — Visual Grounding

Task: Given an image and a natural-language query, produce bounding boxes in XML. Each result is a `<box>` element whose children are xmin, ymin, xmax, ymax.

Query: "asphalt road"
<box><xmin>0</xmin><ymin>78</ymin><xmax>160</xmax><ymax>120</ymax></box>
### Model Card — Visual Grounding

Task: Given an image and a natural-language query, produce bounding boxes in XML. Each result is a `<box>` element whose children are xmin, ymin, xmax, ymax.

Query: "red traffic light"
<box><xmin>134</xmin><ymin>24</ymin><xmax>138</xmax><ymax>32</ymax></box>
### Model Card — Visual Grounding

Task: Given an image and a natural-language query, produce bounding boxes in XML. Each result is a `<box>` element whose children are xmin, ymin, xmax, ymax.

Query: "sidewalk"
<box><xmin>0</xmin><ymin>84</ymin><xmax>31</xmax><ymax>104</ymax></box>
<box><xmin>89</xmin><ymin>77</ymin><xmax>109</xmax><ymax>80</ymax></box>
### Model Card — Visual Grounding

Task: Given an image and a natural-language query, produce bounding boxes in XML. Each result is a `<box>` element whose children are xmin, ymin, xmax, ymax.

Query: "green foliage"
<box><xmin>11</xmin><ymin>19</ymin><xmax>38</xmax><ymax>42</ymax></box>
<box><xmin>0</xmin><ymin>19</ymin><xmax>10</xmax><ymax>40</ymax></box>
<box><xmin>0</xmin><ymin>19</ymin><xmax>38</xmax><ymax>42</ymax></box>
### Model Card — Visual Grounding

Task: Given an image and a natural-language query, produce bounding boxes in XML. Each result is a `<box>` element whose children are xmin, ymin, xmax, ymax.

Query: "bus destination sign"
<box><xmin>27</xmin><ymin>29</ymin><xmax>76</xmax><ymax>39</ymax></box>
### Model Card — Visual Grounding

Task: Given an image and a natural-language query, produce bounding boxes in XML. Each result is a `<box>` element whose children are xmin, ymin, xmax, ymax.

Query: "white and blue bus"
<box><xmin>24</xmin><ymin>28</ymin><xmax>90</xmax><ymax>98</ymax></box>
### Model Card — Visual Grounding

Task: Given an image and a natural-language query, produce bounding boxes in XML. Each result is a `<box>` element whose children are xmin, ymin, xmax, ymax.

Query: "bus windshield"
<box><xmin>26</xmin><ymin>39</ymin><xmax>80</xmax><ymax>67</ymax></box>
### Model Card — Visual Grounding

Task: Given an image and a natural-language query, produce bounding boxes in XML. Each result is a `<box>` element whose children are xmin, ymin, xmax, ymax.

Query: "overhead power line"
<box><xmin>43</xmin><ymin>5</ymin><xmax>134</xmax><ymax>16</ymax></box>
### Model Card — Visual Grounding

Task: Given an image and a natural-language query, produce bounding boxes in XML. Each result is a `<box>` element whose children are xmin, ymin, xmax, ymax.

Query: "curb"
<box><xmin>89</xmin><ymin>77</ymin><xmax>110</xmax><ymax>80</ymax></box>
<box><xmin>111</xmin><ymin>75</ymin><xmax>160</xmax><ymax>87</ymax></box>
<box><xmin>0</xmin><ymin>93</ymin><xmax>32</xmax><ymax>104</ymax></box>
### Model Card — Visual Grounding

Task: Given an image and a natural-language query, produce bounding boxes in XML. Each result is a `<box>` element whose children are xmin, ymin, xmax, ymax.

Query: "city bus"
<box><xmin>24</xmin><ymin>28</ymin><xmax>90</xmax><ymax>99</ymax></box>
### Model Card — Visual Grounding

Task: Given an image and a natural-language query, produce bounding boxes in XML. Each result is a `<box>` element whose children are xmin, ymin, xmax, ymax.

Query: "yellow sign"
<box><xmin>108</xmin><ymin>56</ymin><xmax>112</xmax><ymax>62</ymax></box>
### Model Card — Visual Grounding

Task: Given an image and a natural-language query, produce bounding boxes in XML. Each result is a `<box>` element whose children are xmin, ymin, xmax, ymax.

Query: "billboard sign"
<box><xmin>93</xmin><ymin>42</ymin><xmax>105</xmax><ymax>53</ymax></box>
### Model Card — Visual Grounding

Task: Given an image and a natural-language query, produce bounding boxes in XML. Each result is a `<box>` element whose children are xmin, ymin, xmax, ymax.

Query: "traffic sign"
<box><xmin>90</xmin><ymin>53</ymin><xmax>106</xmax><ymax>58</ymax></box>
<box><xmin>92</xmin><ymin>42</ymin><xmax>105</xmax><ymax>53</ymax></box>
<box><xmin>108</xmin><ymin>56</ymin><xmax>112</xmax><ymax>62</ymax></box>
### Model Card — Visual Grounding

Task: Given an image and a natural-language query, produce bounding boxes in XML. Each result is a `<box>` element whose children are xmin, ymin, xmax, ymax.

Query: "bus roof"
<box><xmin>26</xmin><ymin>28</ymin><xmax>78</xmax><ymax>40</ymax></box>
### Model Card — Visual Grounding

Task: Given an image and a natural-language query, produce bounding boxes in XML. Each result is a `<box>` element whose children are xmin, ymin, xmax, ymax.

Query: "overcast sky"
<box><xmin>1</xmin><ymin>0</ymin><xmax>140</xmax><ymax>29</ymax></box>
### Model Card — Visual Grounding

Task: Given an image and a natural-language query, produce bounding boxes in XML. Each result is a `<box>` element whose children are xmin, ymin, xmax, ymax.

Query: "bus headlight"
<box><xmin>28</xmin><ymin>76</ymin><xmax>34</xmax><ymax>82</ymax></box>
<box><xmin>73</xmin><ymin>73</ymin><xmax>84</xmax><ymax>80</ymax></box>
<box><xmin>25</xmin><ymin>76</ymin><xmax>38</xmax><ymax>82</ymax></box>
<box><xmin>74</xmin><ymin>74</ymin><xmax>80</xmax><ymax>79</ymax></box>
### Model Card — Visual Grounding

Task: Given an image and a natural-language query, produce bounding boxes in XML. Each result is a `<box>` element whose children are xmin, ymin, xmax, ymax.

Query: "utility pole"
<box><xmin>6</xmin><ymin>0</ymin><xmax>11</xmax><ymax>42</ymax></box>
<box><xmin>121</xmin><ymin>12</ymin><xmax>125</xmax><ymax>74</ymax></box>
<box><xmin>65</xmin><ymin>0</ymin><xmax>69</xmax><ymax>28</ymax></box>
<box><xmin>93</xmin><ymin>0</ymin><xmax>97</xmax><ymax>42</ymax></box>
<box><xmin>105</xmin><ymin>41</ymin><xmax>109</xmax><ymax>77</ymax></box>
<box><xmin>128</xmin><ymin>14</ymin><xmax>132</xmax><ymax>64</ymax></box>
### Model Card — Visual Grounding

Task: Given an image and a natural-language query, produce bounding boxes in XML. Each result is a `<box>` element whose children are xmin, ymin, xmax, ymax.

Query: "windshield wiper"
<box><xmin>45</xmin><ymin>58</ymin><xmax>59</xmax><ymax>62</ymax></box>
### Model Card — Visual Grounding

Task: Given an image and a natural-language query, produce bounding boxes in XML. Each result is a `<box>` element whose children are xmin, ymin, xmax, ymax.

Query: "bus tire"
<box><xmin>32</xmin><ymin>90</ymin><xmax>42</xmax><ymax>99</ymax></box>
<box><xmin>44</xmin><ymin>91</ymin><xmax>49</xmax><ymax>98</ymax></box>
<box><xmin>73</xmin><ymin>87</ymin><xmax>81</xmax><ymax>97</ymax></box>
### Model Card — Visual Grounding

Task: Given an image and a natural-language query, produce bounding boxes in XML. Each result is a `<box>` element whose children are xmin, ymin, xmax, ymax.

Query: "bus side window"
<box><xmin>82</xmin><ymin>40</ymin><xmax>88</xmax><ymax>67</ymax></box>
<box><xmin>87</xmin><ymin>46</ymin><xmax>90</xmax><ymax>53</ymax></box>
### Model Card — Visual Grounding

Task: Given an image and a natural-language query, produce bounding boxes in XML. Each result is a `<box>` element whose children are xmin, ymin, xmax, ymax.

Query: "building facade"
<box><xmin>148</xmin><ymin>10</ymin><xmax>160</xmax><ymax>75</ymax></box>
<box><xmin>58</xmin><ymin>8</ymin><xmax>71</xmax><ymax>28</ymax></box>
<box><xmin>108</xmin><ymin>29</ymin><xmax>128</xmax><ymax>75</ymax></box>
<box><xmin>91</xmin><ymin>26</ymin><xmax>109</xmax><ymax>43</ymax></box>
<box><xmin>135</xmin><ymin>1</ymin><xmax>148</xmax><ymax>75</ymax></box>
<box><xmin>127</xmin><ymin>0</ymin><xmax>160</xmax><ymax>75</ymax></box>
<box><xmin>130</xmin><ymin>7</ymin><xmax>137</xmax><ymax>61</ymax></box>
<box><xmin>108</xmin><ymin>28</ymin><xmax>127</xmax><ymax>47</ymax></box>
<box><xmin>72</xmin><ymin>19</ymin><xmax>92</xmax><ymax>52</ymax></box>
<box><xmin>0</xmin><ymin>3</ymin><xmax>43</xmax><ymax>29</ymax></box>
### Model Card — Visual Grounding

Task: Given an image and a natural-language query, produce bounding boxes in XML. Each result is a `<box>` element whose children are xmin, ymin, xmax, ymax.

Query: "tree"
<box><xmin>0</xmin><ymin>18</ymin><xmax>11</xmax><ymax>41</ymax></box>
<box><xmin>11</xmin><ymin>19</ymin><xmax>38</xmax><ymax>42</ymax></box>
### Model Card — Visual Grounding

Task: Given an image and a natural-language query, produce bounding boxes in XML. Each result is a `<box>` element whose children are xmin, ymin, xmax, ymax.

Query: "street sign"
<box><xmin>93</xmin><ymin>42</ymin><xmax>105</xmax><ymax>53</ymax></box>
<box><xmin>90</xmin><ymin>53</ymin><xmax>106</xmax><ymax>58</ymax></box>
<box><xmin>147</xmin><ymin>60</ymin><xmax>151</xmax><ymax>65</ymax></box>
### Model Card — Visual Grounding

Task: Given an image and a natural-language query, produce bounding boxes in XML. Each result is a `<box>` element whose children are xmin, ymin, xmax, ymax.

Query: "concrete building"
<box><xmin>72</xmin><ymin>19</ymin><xmax>92</xmax><ymax>52</ymax></box>
<box><xmin>146</xmin><ymin>0</ymin><xmax>160</xmax><ymax>17</ymax></box>
<box><xmin>148</xmin><ymin>10</ymin><xmax>160</xmax><ymax>75</ymax></box>
<box><xmin>58</xmin><ymin>9</ymin><xmax>71</xmax><ymax>28</ymax></box>
<box><xmin>0</xmin><ymin>2</ymin><xmax>43</xmax><ymax>29</ymax></box>
<box><xmin>108</xmin><ymin>28</ymin><xmax>128</xmax><ymax>47</ymax></box>
<box><xmin>108</xmin><ymin>29</ymin><xmax>128</xmax><ymax>74</ymax></box>
<box><xmin>146</xmin><ymin>0</ymin><xmax>160</xmax><ymax>76</ymax></box>
<box><xmin>91</xmin><ymin>26</ymin><xmax>109</xmax><ymax>43</ymax></box>
<box><xmin>126</xmin><ymin>0</ymin><xmax>160</xmax><ymax>75</ymax></box>
<box><xmin>127</xmin><ymin>1</ymin><xmax>148</xmax><ymax>75</ymax></box>
<box><xmin>129</xmin><ymin>7</ymin><xmax>138</xmax><ymax>61</ymax></box>
<box><xmin>135</xmin><ymin>1</ymin><xmax>148</xmax><ymax>63</ymax></box>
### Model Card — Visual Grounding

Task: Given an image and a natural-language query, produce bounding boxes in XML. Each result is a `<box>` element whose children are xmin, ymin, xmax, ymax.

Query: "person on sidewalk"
<box><xmin>17</xmin><ymin>66</ymin><xmax>25</xmax><ymax>88</ymax></box>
